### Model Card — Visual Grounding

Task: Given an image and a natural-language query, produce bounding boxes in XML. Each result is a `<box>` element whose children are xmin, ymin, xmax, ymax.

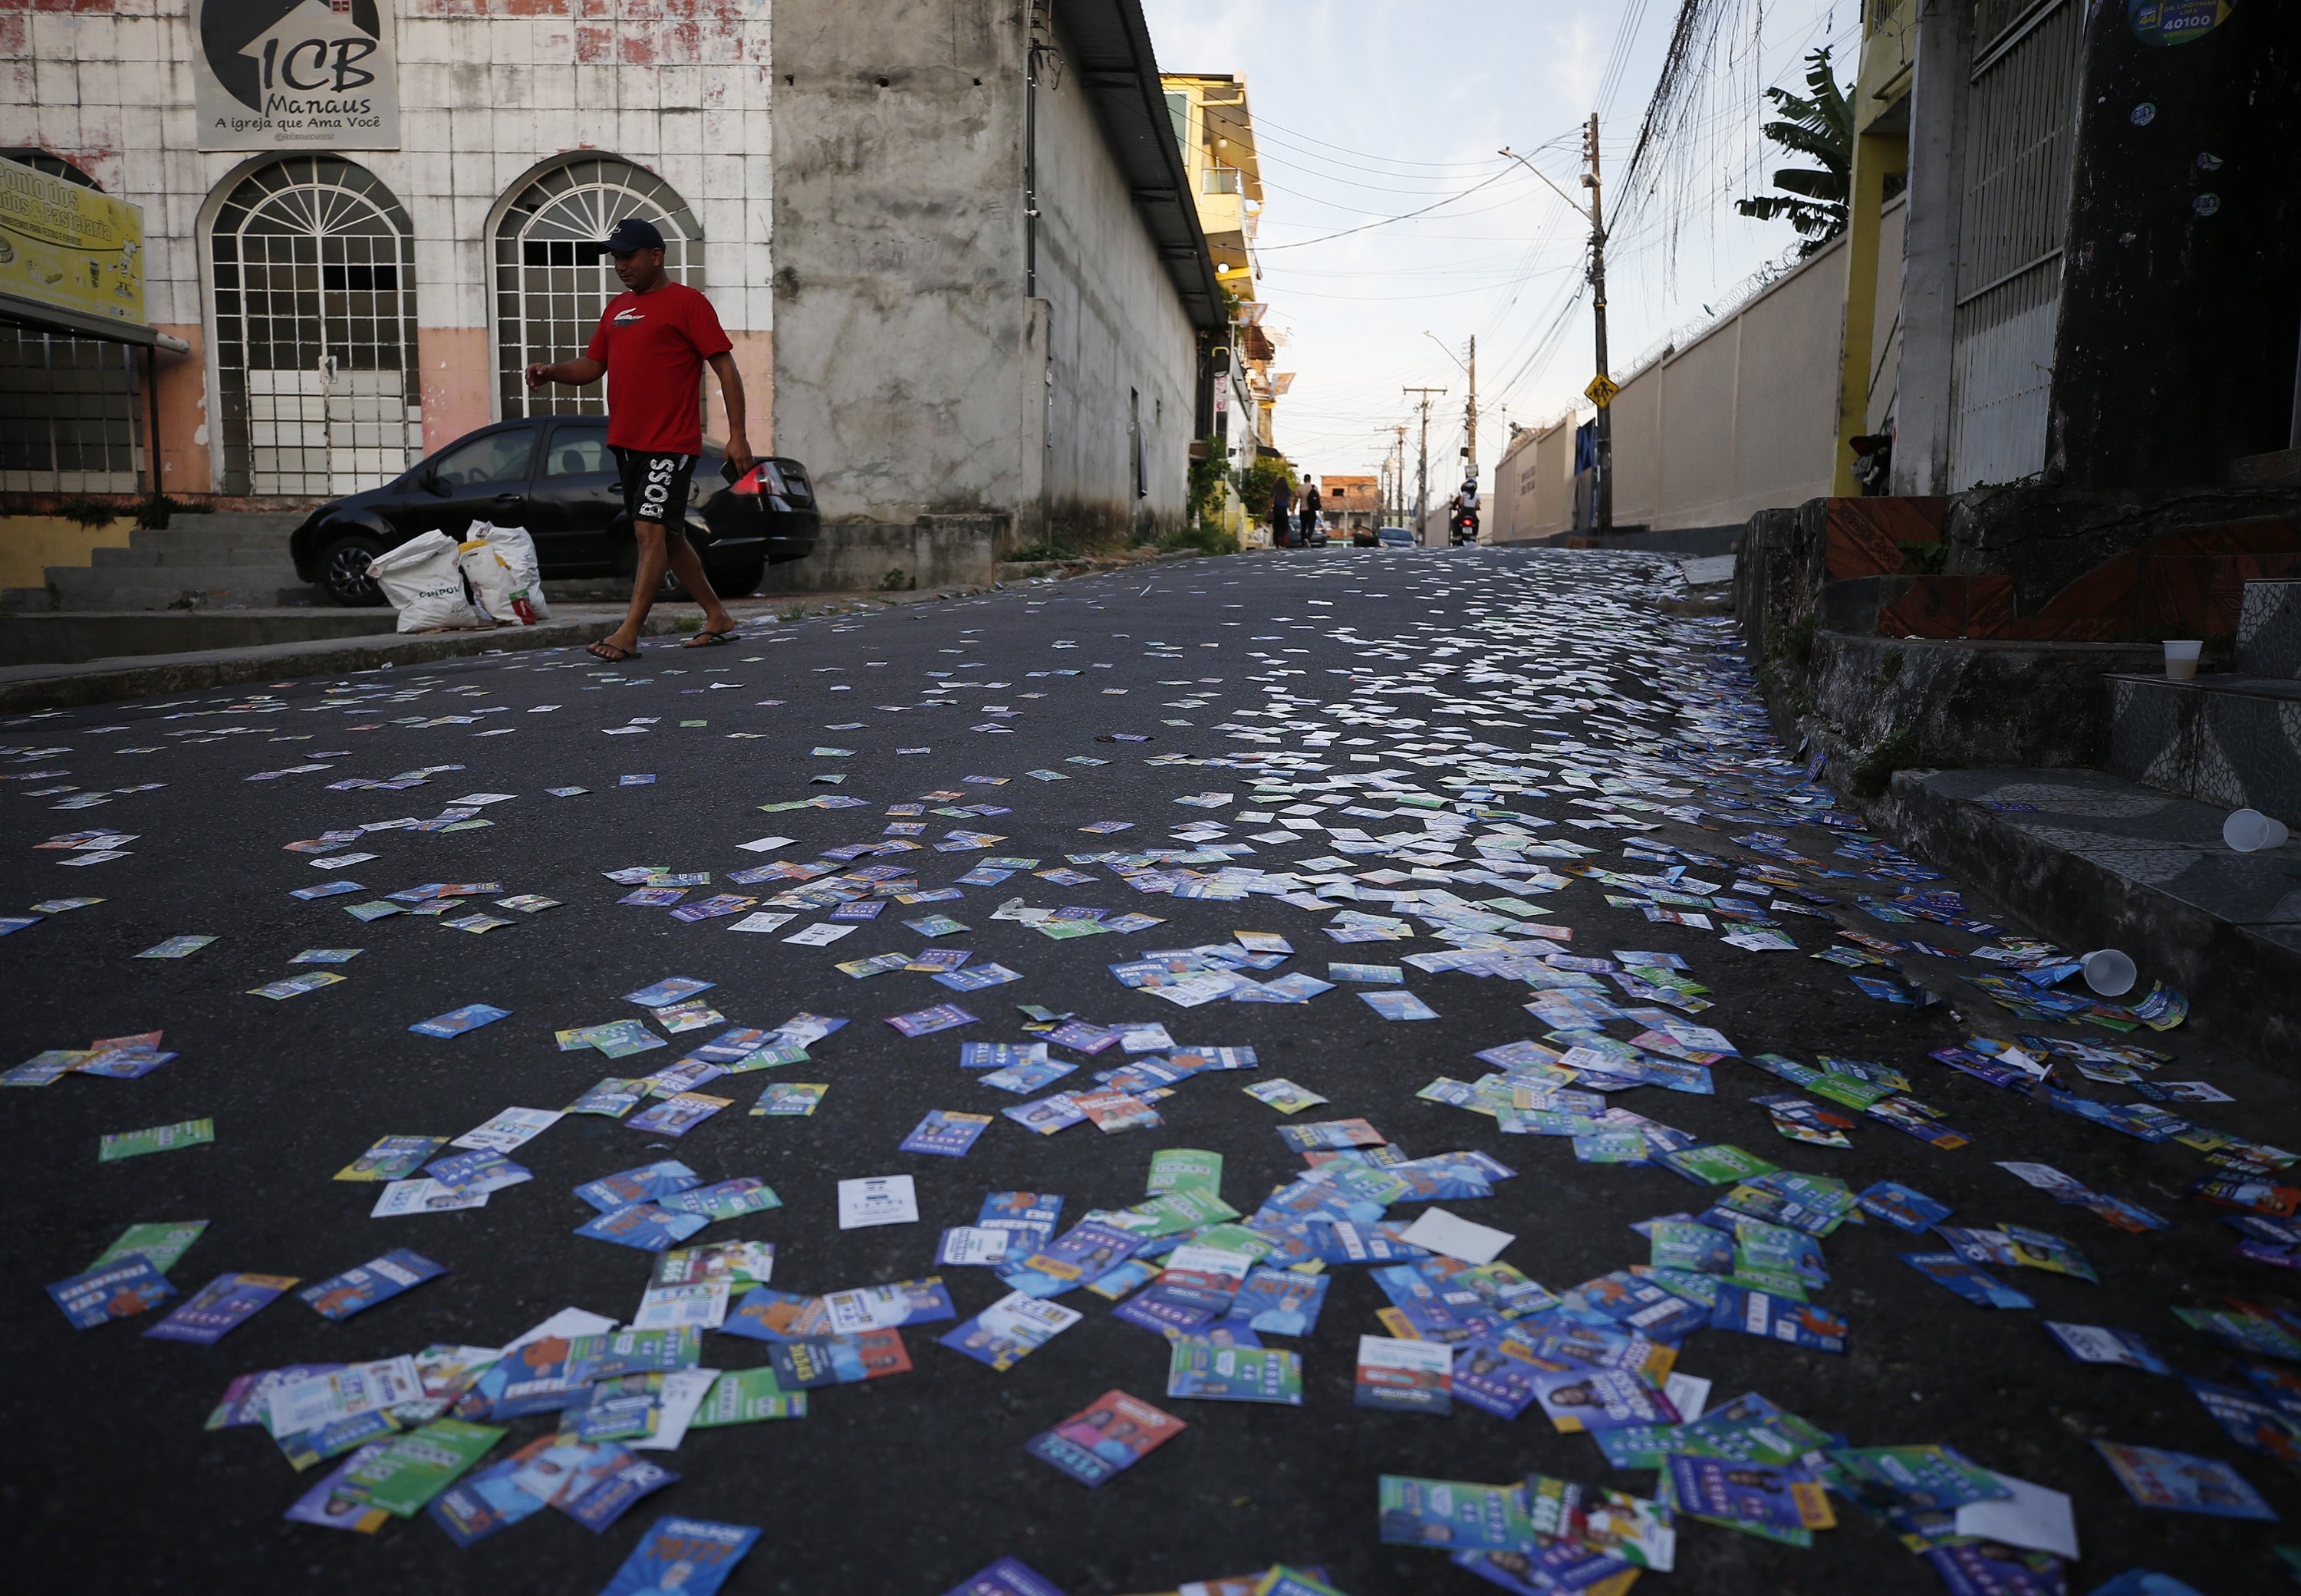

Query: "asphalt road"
<box><xmin>2</xmin><ymin>546</ymin><xmax>2291</xmax><ymax>1596</ymax></box>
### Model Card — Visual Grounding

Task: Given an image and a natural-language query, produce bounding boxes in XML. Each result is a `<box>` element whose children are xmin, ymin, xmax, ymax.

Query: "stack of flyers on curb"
<box><xmin>1166</xmin><ymin>1341</ymin><xmax>1302</xmax><ymax>1405</ymax></box>
<box><xmin>143</xmin><ymin>1272</ymin><xmax>299</xmax><ymax>1344</ymax></box>
<box><xmin>299</xmin><ymin>1251</ymin><xmax>448</xmax><ymax>1320</ymax></box>
<box><xmin>1378</xmin><ymin>1476</ymin><xmax>1536</xmax><ymax>1553</ymax></box>
<box><xmin>1023</xmin><ymin>1389</ymin><xmax>1186</xmax><ymax>1486</ymax></box>
<box><xmin>597</xmin><ymin>1517</ymin><xmax>762</xmax><ymax>1596</ymax></box>
<box><xmin>1355</xmin><ymin>1334</ymin><xmax>1453</xmax><ymax>1413</ymax></box>
<box><xmin>940</xmin><ymin>1292</ymin><xmax>1084</xmax><ymax>1371</ymax></box>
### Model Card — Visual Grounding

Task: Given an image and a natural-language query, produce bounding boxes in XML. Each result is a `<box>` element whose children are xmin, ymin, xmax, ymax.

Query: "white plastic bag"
<box><xmin>458</xmin><ymin>522</ymin><xmax>551</xmax><ymax>625</ymax></box>
<box><xmin>367</xmin><ymin>530</ymin><xmax>483</xmax><ymax>633</ymax></box>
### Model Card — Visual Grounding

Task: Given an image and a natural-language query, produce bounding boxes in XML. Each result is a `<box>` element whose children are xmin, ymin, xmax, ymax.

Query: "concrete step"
<box><xmin>1880</xmin><ymin>765</ymin><xmax>2301</xmax><ymax>1063</ymax></box>
<box><xmin>168</xmin><ymin>512</ymin><xmax>307</xmax><ymax>538</ymax></box>
<box><xmin>117</xmin><ymin>525</ymin><xmax>299</xmax><ymax>558</ymax></box>
<box><xmin>91</xmin><ymin>543</ymin><xmax>299</xmax><ymax>569</ymax></box>
<box><xmin>2107</xmin><ymin>671</ymin><xmax>2301</xmax><ymax>826</ymax></box>
<box><xmin>0</xmin><ymin>608</ymin><xmax>397</xmax><ymax>667</ymax></box>
<box><xmin>2239</xmin><ymin>578</ymin><xmax>2301</xmax><ymax>678</ymax></box>
<box><xmin>44</xmin><ymin>563</ymin><xmax>320</xmax><ymax>611</ymax></box>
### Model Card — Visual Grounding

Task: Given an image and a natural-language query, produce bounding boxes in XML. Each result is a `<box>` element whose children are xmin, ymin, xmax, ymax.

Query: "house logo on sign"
<box><xmin>192</xmin><ymin>0</ymin><xmax>402</xmax><ymax>152</ymax></box>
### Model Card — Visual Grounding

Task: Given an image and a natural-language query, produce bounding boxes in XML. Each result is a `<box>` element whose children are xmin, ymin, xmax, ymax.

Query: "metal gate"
<box><xmin>211</xmin><ymin>158</ymin><xmax>420</xmax><ymax>496</ymax></box>
<box><xmin>492</xmin><ymin>159</ymin><xmax>702</xmax><ymax>423</ymax></box>
<box><xmin>1947</xmin><ymin>0</ymin><xmax>2081</xmax><ymax>489</ymax></box>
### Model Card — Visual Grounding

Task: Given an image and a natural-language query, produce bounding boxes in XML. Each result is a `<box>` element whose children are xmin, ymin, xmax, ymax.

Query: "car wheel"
<box><xmin>319</xmin><ymin>533</ymin><xmax>387</xmax><ymax>607</ymax></box>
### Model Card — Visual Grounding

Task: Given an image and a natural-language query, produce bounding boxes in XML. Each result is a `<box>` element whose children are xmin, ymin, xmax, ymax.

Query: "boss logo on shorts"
<box><xmin>640</xmin><ymin>456</ymin><xmax>676</xmax><ymax>514</ymax></box>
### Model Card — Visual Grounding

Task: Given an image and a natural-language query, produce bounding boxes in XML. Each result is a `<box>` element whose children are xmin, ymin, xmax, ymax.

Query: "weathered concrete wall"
<box><xmin>0</xmin><ymin>517</ymin><xmax>124</xmax><ymax>591</ymax></box>
<box><xmin>770</xmin><ymin>2</ymin><xmax>1193</xmax><ymax>542</ymax></box>
<box><xmin>1607</xmin><ymin>235</ymin><xmax>1846</xmax><ymax>535</ymax></box>
<box><xmin>1029</xmin><ymin>17</ymin><xmax>1193</xmax><ymax>539</ymax></box>
<box><xmin>1489</xmin><ymin>416</ymin><xmax>1575</xmax><ymax>544</ymax></box>
<box><xmin>1944</xmin><ymin>485</ymin><xmax>2301</xmax><ymax>613</ymax></box>
<box><xmin>769</xmin><ymin>0</ymin><xmax>1025</xmax><ymax>526</ymax></box>
<box><xmin>755</xmin><ymin>516</ymin><xmax>1009</xmax><ymax>594</ymax></box>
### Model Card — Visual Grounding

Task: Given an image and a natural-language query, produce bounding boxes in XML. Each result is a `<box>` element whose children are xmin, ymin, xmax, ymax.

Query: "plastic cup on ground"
<box><xmin>2162</xmin><ymin>640</ymin><xmax>2202</xmax><ymax>680</ymax></box>
<box><xmin>2224</xmin><ymin>809</ymin><xmax>2291</xmax><ymax>853</ymax></box>
<box><xmin>2080</xmin><ymin>949</ymin><xmax>2137</xmax><ymax>998</ymax></box>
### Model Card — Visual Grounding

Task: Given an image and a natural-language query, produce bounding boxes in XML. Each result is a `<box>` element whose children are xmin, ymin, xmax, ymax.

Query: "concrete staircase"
<box><xmin>2108</xmin><ymin>579</ymin><xmax>2301</xmax><ymax>826</ymax></box>
<box><xmin>4</xmin><ymin>512</ymin><xmax>318</xmax><ymax>612</ymax></box>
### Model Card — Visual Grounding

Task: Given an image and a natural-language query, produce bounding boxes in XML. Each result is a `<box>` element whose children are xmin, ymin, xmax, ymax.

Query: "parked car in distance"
<box><xmin>290</xmin><ymin>416</ymin><xmax>820</xmax><ymax>607</ymax></box>
<box><xmin>1374</xmin><ymin>525</ymin><xmax>1415</xmax><ymax>548</ymax></box>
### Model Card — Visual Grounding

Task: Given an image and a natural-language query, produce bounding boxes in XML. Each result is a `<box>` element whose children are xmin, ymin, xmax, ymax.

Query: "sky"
<box><xmin>1138</xmin><ymin>0</ymin><xmax>1865</xmax><ymax>502</ymax></box>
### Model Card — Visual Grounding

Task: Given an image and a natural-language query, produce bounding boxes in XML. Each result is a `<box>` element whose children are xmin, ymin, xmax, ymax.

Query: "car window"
<box><xmin>429</xmin><ymin>428</ymin><xmax>534</xmax><ymax>489</ymax></box>
<box><xmin>545</xmin><ymin>426</ymin><xmax>611</xmax><ymax>478</ymax></box>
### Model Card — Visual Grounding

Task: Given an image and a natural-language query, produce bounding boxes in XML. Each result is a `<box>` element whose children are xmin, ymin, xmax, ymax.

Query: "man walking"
<box><xmin>525</xmin><ymin>218</ymin><xmax>754</xmax><ymax>660</ymax></box>
<box><xmin>1299</xmin><ymin>478</ymin><xmax>1322</xmax><ymax>544</ymax></box>
<box><xmin>1269</xmin><ymin>475</ymin><xmax>1292</xmax><ymax>548</ymax></box>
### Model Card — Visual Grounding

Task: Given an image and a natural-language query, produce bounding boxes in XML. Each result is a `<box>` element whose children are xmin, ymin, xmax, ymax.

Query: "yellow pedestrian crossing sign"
<box><xmin>1584</xmin><ymin>373</ymin><xmax>1619</xmax><ymax>408</ymax></box>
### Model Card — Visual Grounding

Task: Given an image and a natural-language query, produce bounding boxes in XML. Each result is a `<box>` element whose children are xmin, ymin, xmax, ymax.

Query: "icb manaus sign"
<box><xmin>193</xmin><ymin>0</ymin><xmax>401</xmax><ymax>152</ymax></box>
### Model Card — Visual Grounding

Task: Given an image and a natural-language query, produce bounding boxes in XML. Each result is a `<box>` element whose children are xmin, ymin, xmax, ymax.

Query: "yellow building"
<box><xmin>1160</xmin><ymin>72</ymin><xmax>1277</xmax><ymax>467</ymax></box>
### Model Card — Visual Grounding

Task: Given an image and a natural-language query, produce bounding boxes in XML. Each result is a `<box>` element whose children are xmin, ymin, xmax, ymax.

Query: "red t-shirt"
<box><xmin>584</xmin><ymin>281</ymin><xmax>733</xmax><ymax>455</ymax></box>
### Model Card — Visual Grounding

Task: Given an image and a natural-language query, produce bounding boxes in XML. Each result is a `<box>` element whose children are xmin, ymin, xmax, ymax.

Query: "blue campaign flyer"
<box><xmin>1226</xmin><ymin>1269</ymin><xmax>1331</xmax><ymax>1337</ymax></box>
<box><xmin>47</xmin><ymin>1256</ymin><xmax>175</xmax><ymax>1328</ymax></box>
<box><xmin>597</xmin><ymin>1516</ymin><xmax>761</xmax><ymax>1596</ymax></box>
<box><xmin>563</xmin><ymin>1459</ymin><xmax>680</xmax><ymax>1532</ymax></box>
<box><xmin>901</xmin><ymin>1110</ymin><xmax>994</xmax><ymax>1157</ymax></box>
<box><xmin>938</xmin><ymin>1558</ymin><xmax>1069</xmax><ymax>1596</ymax></box>
<box><xmin>299</xmin><ymin>1250</ymin><xmax>448</xmax><ymax>1321</ymax></box>
<box><xmin>575</xmin><ymin>1161</ymin><xmax>703</xmax><ymax>1213</ymax></box>
<box><xmin>574</xmin><ymin>1204</ymin><xmax>710</xmax><ymax>1252</ymax></box>
<box><xmin>141</xmin><ymin>1272</ymin><xmax>299</xmax><ymax>1344</ymax></box>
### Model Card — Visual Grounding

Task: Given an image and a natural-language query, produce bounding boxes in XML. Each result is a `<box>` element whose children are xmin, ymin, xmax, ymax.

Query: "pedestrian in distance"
<box><xmin>1269</xmin><ymin>476</ymin><xmax>1293</xmax><ymax>548</ymax></box>
<box><xmin>525</xmin><ymin>217</ymin><xmax>755</xmax><ymax>662</ymax></box>
<box><xmin>1299</xmin><ymin>478</ymin><xmax>1322</xmax><ymax>544</ymax></box>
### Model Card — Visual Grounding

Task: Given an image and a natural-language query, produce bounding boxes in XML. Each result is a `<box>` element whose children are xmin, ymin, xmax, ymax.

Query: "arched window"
<box><xmin>210</xmin><ymin>157</ymin><xmax>419</xmax><ymax>496</ymax></box>
<box><xmin>493</xmin><ymin>158</ymin><xmax>702</xmax><ymax>421</ymax></box>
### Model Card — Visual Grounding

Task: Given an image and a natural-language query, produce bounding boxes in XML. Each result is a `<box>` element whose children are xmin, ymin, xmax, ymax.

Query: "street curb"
<box><xmin>0</xmin><ymin>614</ymin><xmax>685</xmax><ymax>714</ymax></box>
<box><xmin>0</xmin><ymin>552</ymin><xmax>1221</xmax><ymax>714</ymax></box>
<box><xmin>1873</xmin><ymin>767</ymin><xmax>2300</xmax><ymax>1065</ymax></box>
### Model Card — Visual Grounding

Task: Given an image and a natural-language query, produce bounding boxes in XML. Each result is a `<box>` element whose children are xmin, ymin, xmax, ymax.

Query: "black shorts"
<box><xmin>612</xmin><ymin>447</ymin><xmax>697</xmax><ymax>534</ymax></box>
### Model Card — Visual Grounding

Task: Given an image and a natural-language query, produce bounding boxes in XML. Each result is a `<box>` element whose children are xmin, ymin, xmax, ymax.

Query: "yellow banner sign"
<box><xmin>0</xmin><ymin>156</ymin><xmax>146</xmax><ymax>326</ymax></box>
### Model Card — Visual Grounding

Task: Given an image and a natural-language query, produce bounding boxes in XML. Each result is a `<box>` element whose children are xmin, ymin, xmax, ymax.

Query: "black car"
<box><xmin>290</xmin><ymin>416</ymin><xmax>820</xmax><ymax>607</ymax></box>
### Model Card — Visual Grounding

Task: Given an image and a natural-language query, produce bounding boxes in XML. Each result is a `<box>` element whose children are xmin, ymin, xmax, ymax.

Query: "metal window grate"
<box><xmin>0</xmin><ymin>326</ymin><xmax>143</xmax><ymax>493</ymax></box>
<box><xmin>211</xmin><ymin>157</ymin><xmax>420</xmax><ymax>497</ymax></box>
<box><xmin>1948</xmin><ymin>0</ymin><xmax>2077</xmax><ymax>489</ymax></box>
<box><xmin>493</xmin><ymin>159</ymin><xmax>703</xmax><ymax>423</ymax></box>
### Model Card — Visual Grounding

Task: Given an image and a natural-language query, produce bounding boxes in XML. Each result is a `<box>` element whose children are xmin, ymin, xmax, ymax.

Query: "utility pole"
<box><xmin>1391</xmin><ymin>424</ymin><xmax>1407</xmax><ymax>525</ymax></box>
<box><xmin>1499</xmin><ymin>120</ymin><xmax>1613</xmax><ymax>534</ymax></box>
<box><xmin>1403</xmin><ymin>387</ymin><xmax>1444</xmax><ymax>544</ymax></box>
<box><xmin>1464</xmin><ymin>334</ymin><xmax>1477</xmax><ymax>476</ymax></box>
<box><xmin>1583</xmin><ymin>113</ymin><xmax>1613</xmax><ymax>535</ymax></box>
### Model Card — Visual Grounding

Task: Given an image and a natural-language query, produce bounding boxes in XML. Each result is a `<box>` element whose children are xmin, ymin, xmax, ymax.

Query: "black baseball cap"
<box><xmin>602</xmin><ymin>217</ymin><xmax>666</xmax><ymax>255</ymax></box>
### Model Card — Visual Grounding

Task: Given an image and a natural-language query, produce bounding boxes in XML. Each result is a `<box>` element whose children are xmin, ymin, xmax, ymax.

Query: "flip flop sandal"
<box><xmin>587</xmin><ymin>640</ymin><xmax>640</xmax><ymax>662</ymax></box>
<box><xmin>684</xmin><ymin>629</ymin><xmax>741</xmax><ymax>647</ymax></box>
